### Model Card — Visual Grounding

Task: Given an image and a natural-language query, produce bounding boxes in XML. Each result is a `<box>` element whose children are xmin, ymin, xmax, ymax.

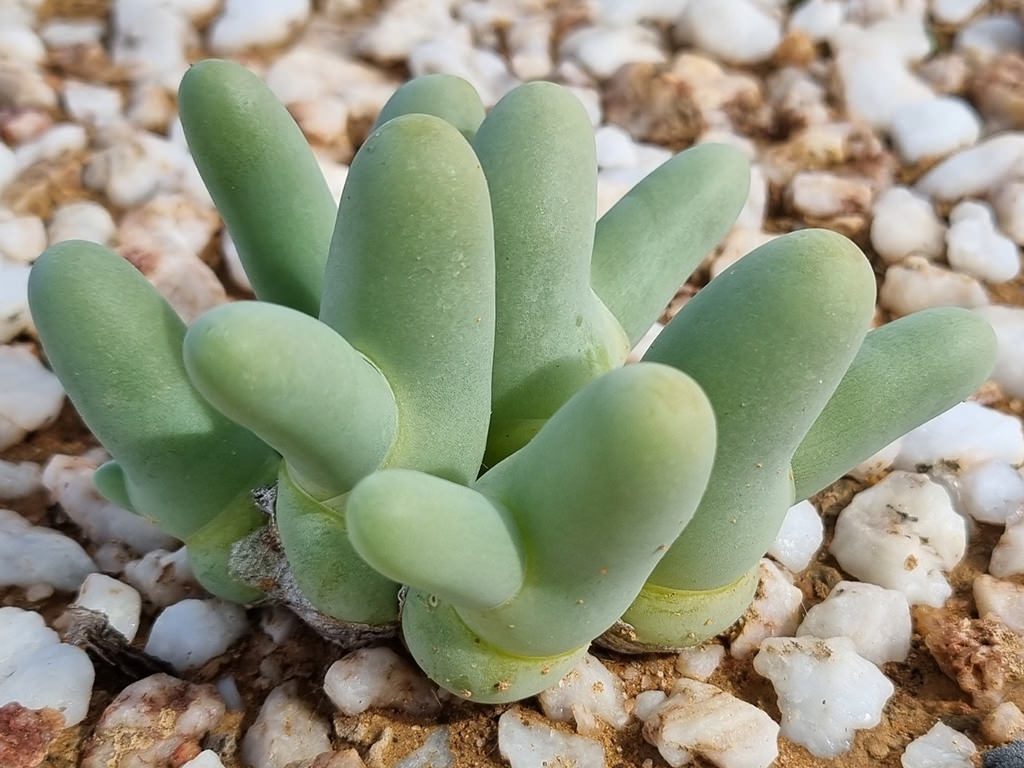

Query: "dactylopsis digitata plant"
<box><xmin>29</xmin><ymin>60</ymin><xmax>996</xmax><ymax>703</ymax></box>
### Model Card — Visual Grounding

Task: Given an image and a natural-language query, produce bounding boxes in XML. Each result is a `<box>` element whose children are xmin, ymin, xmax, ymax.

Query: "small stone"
<box><xmin>111</xmin><ymin>0</ymin><xmax>192</xmax><ymax>90</ymax></box>
<box><xmin>677</xmin><ymin>0</ymin><xmax>783</xmax><ymax>65</ymax></box>
<box><xmin>61</xmin><ymin>81</ymin><xmax>123</xmax><ymax>126</ymax></box>
<box><xmin>919</xmin><ymin>53</ymin><xmax>971</xmax><ymax>95</ymax></box>
<box><xmin>637</xmin><ymin>677</ymin><xmax>779</xmax><ymax>768</ymax></box>
<box><xmin>560</xmin><ymin>25</ymin><xmax>666</xmax><ymax>80</ymax></box>
<box><xmin>144</xmin><ymin>599</ymin><xmax>248</xmax><ymax>672</ymax></box>
<box><xmin>917</xmin><ymin>133</ymin><xmax>1024</xmax><ymax>203</ymax></box>
<box><xmin>932</xmin><ymin>0</ymin><xmax>986</xmax><ymax>25</ymax></box>
<box><xmin>890</xmin><ymin>97</ymin><xmax>981</xmax><ymax>165</ymax></box>
<box><xmin>797</xmin><ymin>581</ymin><xmax>912</xmax><ymax>665</ymax></box>
<box><xmin>991</xmin><ymin>519</ymin><xmax>1024</xmax><ymax>578</ymax></box>
<box><xmin>982</xmin><ymin>703</ymin><xmax>1024</xmax><ymax>744</ymax></box>
<box><xmin>920</xmin><ymin>613</ymin><xmax>1022</xmax><ymax>709</ymax></box>
<box><xmin>395</xmin><ymin>727</ymin><xmax>453</xmax><ymax>768</ymax></box>
<box><xmin>895</xmin><ymin>401</ymin><xmax>1024</xmax><ymax>471</ymax></box>
<box><xmin>81</xmin><ymin>674</ymin><xmax>225</xmax><ymax>768</ymax></box>
<box><xmin>0</xmin><ymin>508</ymin><xmax>96</xmax><ymax>595</ymax></box>
<box><xmin>0</xmin><ymin>261</ymin><xmax>32</xmax><ymax>344</ymax></box>
<box><xmin>41</xmin><ymin>453</ymin><xmax>178</xmax><ymax>554</ymax></box>
<box><xmin>0</xmin><ymin>214</ymin><xmax>46</xmax><ymax>263</ymax></box>
<box><xmin>955</xmin><ymin>460</ymin><xmax>1024</xmax><ymax>526</ymax></box>
<box><xmin>123</xmin><ymin>547</ymin><xmax>203</xmax><ymax>607</ymax></box>
<box><xmin>754</xmin><ymin>636</ymin><xmax>893</xmax><ymax>758</ymax></box>
<box><xmin>879</xmin><ymin>256</ymin><xmax>989</xmax><ymax>317</ymax></box>
<box><xmin>0</xmin><ymin>25</ymin><xmax>45</xmax><ymax>65</ymax></box>
<box><xmin>84</xmin><ymin>126</ymin><xmax>184</xmax><ymax>208</ymax></box>
<box><xmin>788</xmin><ymin>0</ymin><xmax>845</xmax><ymax>41</ymax></box>
<box><xmin>985</xmin><ymin>741</ymin><xmax>1024</xmax><ymax>768</ymax></box>
<box><xmin>0</xmin><ymin>460</ymin><xmax>41</xmax><ymax>501</ymax></box>
<box><xmin>0</xmin><ymin>346</ymin><xmax>65</xmax><ymax>448</ymax></box>
<box><xmin>357</xmin><ymin>0</ymin><xmax>458</xmax><ymax>64</ymax></box>
<box><xmin>955</xmin><ymin>15</ymin><xmax>1024</xmax><ymax>62</ymax></box>
<box><xmin>946</xmin><ymin>200</ymin><xmax>1021</xmax><ymax>283</ymax></box>
<box><xmin>974</xmin><ymin>574</ymin><xmax>1024</xmax><ymax>633</ymax></box>
<box><xmin>973</xmin><ymin>306</ymin><xmax>1024</xmax><ymax>399</ymax></box>
<box><xmin>498</xmin><ymin>707</ymin><xmax>605</xmax><ymax>768</ymax></box>
<box><xmin>730</xmin><ymin>559</ymin><xmax>803</xmax><ymax>660</ymax></box>
<box><xmin>972</xmin><ymin>54</ymin><xmax>1024</xmax><ymax>130</ymax></box>
<box><xmin>871</xmin><ymin>187</ymin><xmax>946</xmax><ymax>264</ymax></box>
<box><xmin>241</xmin><ymin>681</ymin><xmax>332</xmax><ymax>768</ymax></box>
<box><xmin>538</xmin><ymin>653</ymin><xmax>629</xmax><ymax>735</ymax></box>
<box><xmin>73</xmin><ymin>573</ymin><xmax>143</xmax><ymax>642</ymax></box>
<box><xmin>0</xmin><ymin>703</ymin><xmax>66</xmax><ymax>768</ymax></box>
<box><xmin>324</xmin><ymin>647</ymin><xmax>440</xmax><ymax>717</ymax></box>
<box><xmin>0</xmin><ymin>643</ymin><xmax>93</xmax><ymax>728</ymax></box>
<box><xmin>787</xmin><ymin>171</ymin><xmax>874</xmax><ymax>220</ymax></box>
<box><xmin>47</xmin><ymin>201</ymin><xmax>116</xmax><ymax>246</ymax></box>
<box><xmin>836</xmin><ymin>51</ymin><xmax>933</xmax><ymax>131</ymax></box>
<box><xmin>992</xmin><ymin>181</ymin><xmax>1024</xmax><ymax>245</ymax></box>
<box><xmin>830</xmin><ymin>471</ymin><xmax>966</xmax><ymax>607</ymax></box>
<box><xmin>901</xmin><ymin>722</ymin><xmax>976</xmax><ymax>768</ymax></box>
<box><xmin>120</xmin><ymin>241</ymin><xmax>227</xmax><ymax>323</ymax></box>
<box><xmin>212</xmin><ymin>0</ymin><xmax>312</xmax><ymax>53</ymax></box>
<box><xmin>181</xmin><ymin>751</ymin><xmax>227</xmax><ymax>768</ymax></box>
<box><xmin>602</xmin><ymin>63</ymin><xmax>705</xmax><ymax>149</ymax></box>
<box><xmin>39</xmin><ymin>19</ymin><xmax>106</xmax><ymax>47</ymax></box>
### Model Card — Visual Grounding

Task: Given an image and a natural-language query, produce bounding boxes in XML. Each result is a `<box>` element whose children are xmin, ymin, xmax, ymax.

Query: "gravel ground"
<box><xmin>3</xmin><ymin>1</ymin><xmax>1024</xmax><ymax>767</ymax></box>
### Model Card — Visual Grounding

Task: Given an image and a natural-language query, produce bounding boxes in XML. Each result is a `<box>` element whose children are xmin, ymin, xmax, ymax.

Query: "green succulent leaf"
<box><xmin>184</xmin><ymin>301</ymin><xmax>397</xmax><ymax>500</ymax></box>
<box><xmin>320</xmin><ymin>114</ymin><xmax>495</xmax><ymax>485</ymax></box>
<box><xmin>371</xmin><ymin>74</ymin><xmax>486</xmax><ymax>141</ymax></box>
<box><xmin>179</xmin><ymin>59</ymin><xmax>336</xmax><ymax>316</ymax></box>
<box><xmin>28</xmin><ymin>241</ymin><xmax>278</xmax><ymax>541</ymax></box>
<box><xmin>592</xmin><ymin>143</ymin><xmax>750</xmax><ymax>346</ymax></box>
<box><xmin>791</xmin><ymin>307</ymin><xmax>998</xmax><ymax>500</ymax></box>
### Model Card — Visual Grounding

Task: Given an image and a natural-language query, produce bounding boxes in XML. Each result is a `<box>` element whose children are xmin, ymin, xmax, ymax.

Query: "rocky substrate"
<box><xmin>3</xmin><ymin>0</ymin><xmax>1024</xmax><ymax>767</ymax></box>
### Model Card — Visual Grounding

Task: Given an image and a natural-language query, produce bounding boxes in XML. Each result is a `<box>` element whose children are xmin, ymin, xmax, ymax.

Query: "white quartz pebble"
<box><xmin>396</xmin><ymin>727</ymin><xmax>453</xmax><ymax>768</ymax></box>
<box><xmin>47</xmin><ymin>201</ymin><xmax>116</xmax><ymax>246</ymax></box>
<box><xmin>0</xmin><ymin>459</ymin><xmax>41</xmax><ymax>500</ymax></box>
<box><xmin>754</xmin><ymin>636</ymin><xmax>894</xmax><ymax>758</ymax></box>
<box><xmin>324</xmin><ymin>646</ymin><xmax>440</xmax><ymax>717</ymax></box>
<box><xmin>0</xmin><ymin>260</ymin><xmax>32</xmax><ymax>344</ymax></box>
<box><xmin>955</xmin><ymin>14</ymin><xmax>1024</xmax><ymax>61</ymax></box>
<box><xmin>111</xmin><ymin>0</ymin><xmax>192</xmax><ymax>89</ymax></box>
<box><xmin>880</xmin><ymin>256</ymin><xmax>989</xmax><ymax>316</ymax></box>
<box><xmin>0</xmin><ymin>347</ymin><xmax>64</xmax><ymax>450</ymax></box>
<box><xmin>0</xmin><ymin>508</ymin><xmax>96</xmax><ymax>595</ymax></box>
<box><xmin>946</xmin><ymin>201</ymin><xmax>1021</xmax><ymax>283</ymax></box>
<box><xmin>901</xmin><ymin>722</ymin><xmax>976</xmax><ymax>768</ymax></box>
<box><xmin>917</xmin><ymin>134</ymin><xmax>1024</xmax><ymax>203</ymax></box>
<box><xmin>730</xmin><ymin>559</ymin><xmax>804</xmax><ymax>660</ymax></box>
<box><xmin>559</xmin><ymin>25</ymin><xmax>666</xmax><ymax>80</ymax></box>
<box><xmin>991</xmin><ymin>518</ymin><xmax>1024</xmax><ymax>578</ymax></box>
<box><xmin>931</xmin><ymin>0</ymin><xmax>986</xmax><ymax>25</ymax></box>
<box><xmin>830</xmin><ymin>472</ymin><xmax>966</xmax><ymax>607</ymax></box>
<box><xmin>0</xmin><ymin>607</ymin><xmax>58</xmax><ymax>678</ymax></box>
<box><xmin>983</xmin><ymin>702</ymin><xmax>1024</xmax><ymax>744</ymax></box>
<box><xmin>595</xmin><ymin>125</ymin><xmax>639</xmax><ymax>170</ymax></box>
<box><xmin>871</xmin><ymin>187</ymin><xmax>947</xmax><ymax>264</ymax></box>
<box><xmin>0</xmin><ymin>214</ymin><xmax>46</xmax><ymax>263</ymax></box>
<box><xmin>13</xmin><ymin>123</ymin><xmax>88</xmax><ymax>172</ymax></box>
<box><xmin>73</xmin><ymin>573</ymin><xmax>142</xmax><ymax>642</ymax></box>
<box><xmin>767</xmin><ymin>501</ymin><xmax>823</xmax><ymax>573</ymax></box>
<box><xmin>788</xmin><ymin>171</ymin><xmax>874</xmax><ymax>220</ymax></box>
<box><xmin>0</xmin><ymin>641</ymin><xmax>94</xmax><ymax>727</ymax></box>
<box><xmin>61</xmin><ymin>81</ymin><xmax>123</xmax><ymax>126</ymax></box>
<box><xmin>789</xmin><ymin>0</ymin><xmax>845</xmax><ymax>41</ymax></box>
<box><xmin>498</xmin><ymin>707</ymin><xmax>605</xmax><ymax>768</ymax></box>
<box><xmin>836</xmin><ymin>51</ymin><xmax>933</xmax><ymax>131</ymax></box>
<box><xmin>181</xmin><ymin>751</ymin><xmax>226</xmax><ymax>768</ymax></box>
<box><xmin>974</xmin><ymin>306</ymin><xmax>1024</xmax><ymax>399</ymax></box>
<box><xmin>123</xmin><ymin>547</ymin><xmax>202</xmax><ymax>607</ymax></box>
<box><xmin>84</xmin><ymin>127</ymin><xmax>185</xmax><ymax>208</ymax></box>
<box><xmin>81</xmin><ymin>674</ymin><xmax>225</xmax><ymax>768</ymax></box>
<box><xmin>675</xmin><ymin>643</ymin><xmax>726</xmax><ymax>682</ymax></box>
<box><xmin>241</xmin><ymin>681</ymin><xmax>332</xmax><ymax>768</ymax></box>
<box><xmin>145</xmin><ymin>599</ymin><xmax>248</xmax><ymax>671</ymax></box>
<box><xmin>39</xmin><ymin>19</ymin><xmax>106</xmax><ymax>47</ymax></box>
<box><xmin>890</xmin><ymin>97</ymin><xmax>981</xmax><ymax>165</ymax></box>
<box><xmin>956</xmin><ymin>460</ymin><xmax>1024</xmax><ymax>526</ymax></box>
<box><xmin>637</xmin><ymin>677</ymin><xmax>779</xmax><ymax>768</ymax></box>
<box><xmin>993</xmin><ymin>181</ymin><xmax>1024</xmax><ymax>245</ymax></box>
<box><xmin>357</xmin><ymin>0</ymin><xmax>458</xmax><ymax>63</ymax></box>
<box><xmin>677</xmin><ymin>0</ymin><xmax>782</xmax><ymax>65</ymax></box>
<box><xmin>797</xmin><ymin>581</ymin><xmax>912</xmax><ymax>665</ymax></box>
<box><xmin>209</xmin><ymin>0</ymin><xmax>310</xmax><ymax>53</ymax></box>
<box><xmin>538</xmin><ymin>653</ymin><xmax>628</xmax><ymax>735</ymax></box>
<box><xmin>974</xmin><ymin>574</ymin><xmax>1024</xmax><ymax>632</ymax></box>
<box><xmin>42</xmin><ymin>453</ymin><xmax>177</xmax><ymax>554</ymax></box>
<box><xmin>895</xmin><ymin>402</ymin><xmax>1024</xmax><ymax>471</ymax></box>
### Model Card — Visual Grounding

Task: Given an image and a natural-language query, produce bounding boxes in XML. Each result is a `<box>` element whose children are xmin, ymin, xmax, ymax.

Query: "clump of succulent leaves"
<box><xmin>29</xmin><ymin>60</ymin><xmax>997</xmax><ymax>703</ymax></box>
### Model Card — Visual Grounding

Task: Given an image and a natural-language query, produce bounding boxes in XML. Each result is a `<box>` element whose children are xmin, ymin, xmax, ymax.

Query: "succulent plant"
<box><xmin>28</xmin><ymin>60</ymin><xmax>996</xmax><ymax>704</ymax></box>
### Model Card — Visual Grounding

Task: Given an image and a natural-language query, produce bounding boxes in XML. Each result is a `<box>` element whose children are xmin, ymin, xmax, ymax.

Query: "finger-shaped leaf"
<box><xmin>791</xmin><ymin>307</ymin><xmax>997</xmax><ymax>500</ymax></box>
<box><xmin>371</xmin><ymin>74</ymin><xmax>485</xmax><ymax>141</ymax></box>
<box><xmin>179</xmin><ymin>59</ymin><xmax>336</xmax><ymax>315</ymax></box>
<box><xmin>320</xmin><ymin>114</ymin><xmax>494</xmax><ymax>485</ymax></box>
<box><xmin>184</xmin><ymin>301</ymin><xmax>397</xmax><ymax>500</ymax></box>
<box><xmin>592</xmin><ymin>143</ymin><xmax>750</xmax><ymax>345</ymax></box>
